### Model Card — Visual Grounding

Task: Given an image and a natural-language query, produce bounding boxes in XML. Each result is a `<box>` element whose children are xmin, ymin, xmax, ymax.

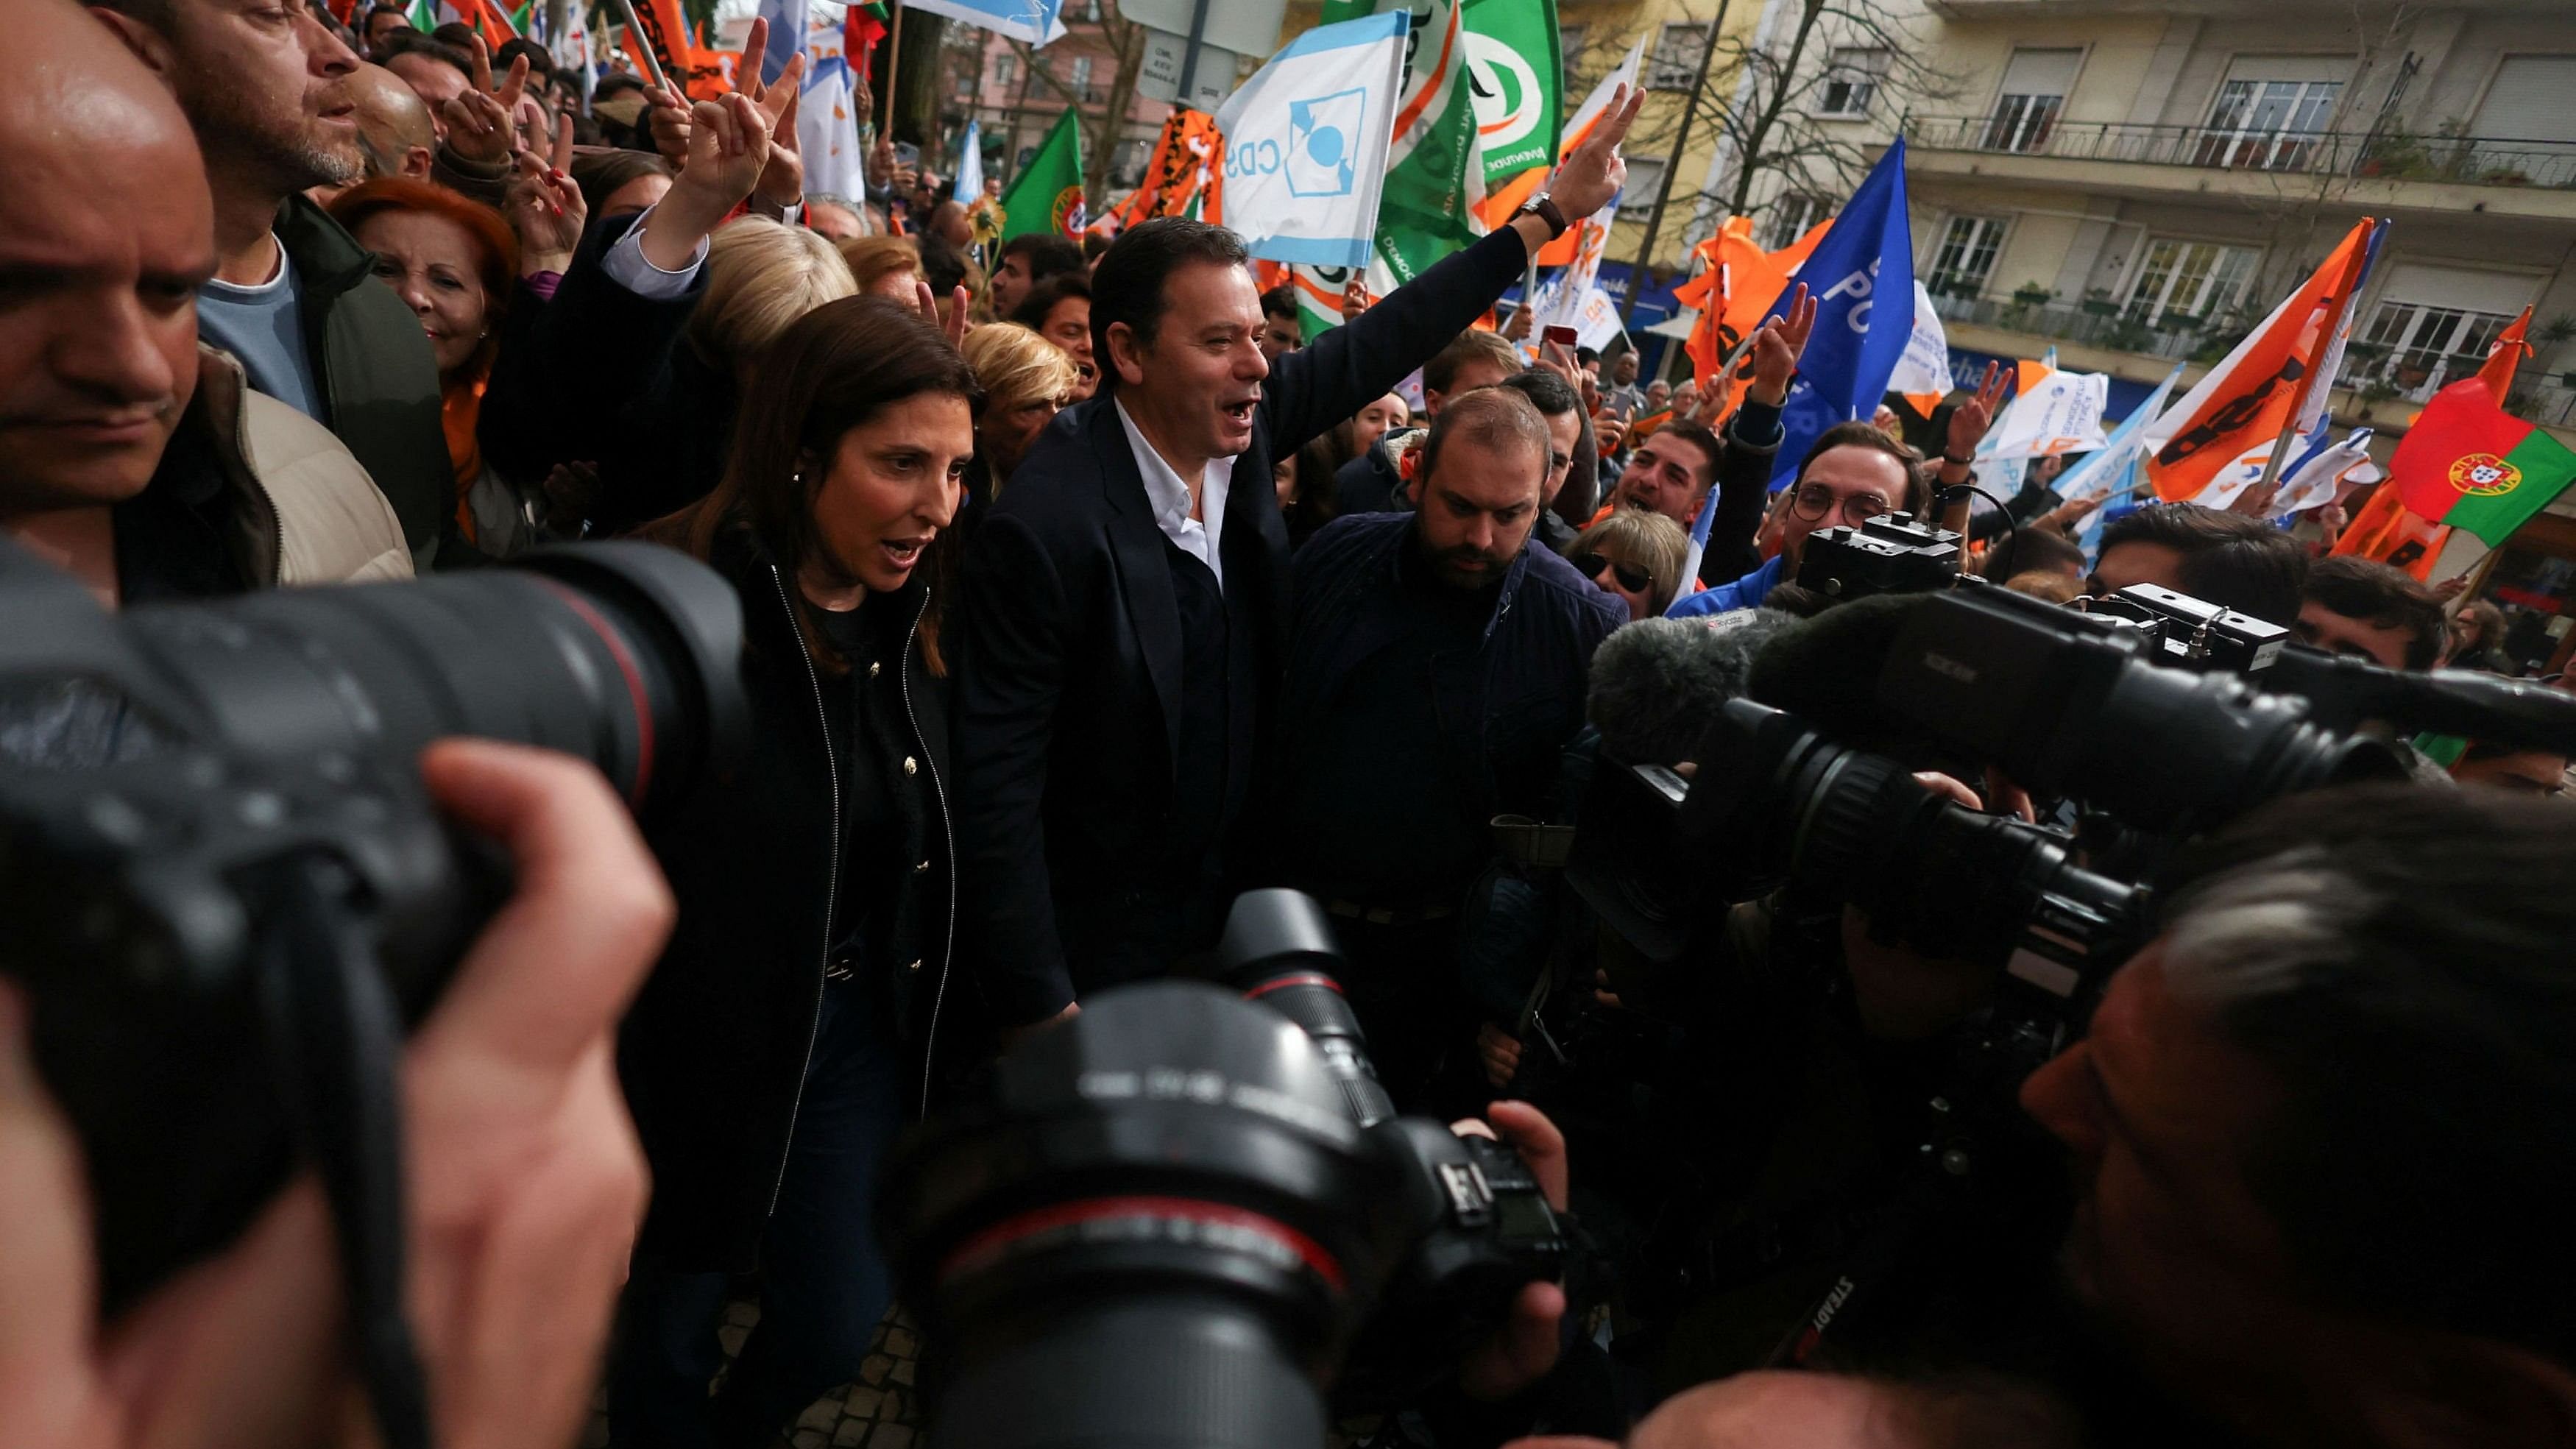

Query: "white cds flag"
<box><xmin>1215</xmin><ymin>11</ymin><xmax>1409</xmax><ymax>269</ymax></box>
<box><xmin>1883</xmin><ymin>281</ymin><xmax>1951</xmax><ymax>400</ymax></box>
<box><xmin>1980</xmin><ymin>360</ymin><xmax>2111</xmax><ymax>461</ymax></box>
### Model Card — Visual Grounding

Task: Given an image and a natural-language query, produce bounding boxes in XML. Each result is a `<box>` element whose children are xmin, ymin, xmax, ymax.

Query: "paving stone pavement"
<box><xmin>581</xmin><ymin>1299</ymin><xmax>924</xmax><ymax>1449</ymax></box>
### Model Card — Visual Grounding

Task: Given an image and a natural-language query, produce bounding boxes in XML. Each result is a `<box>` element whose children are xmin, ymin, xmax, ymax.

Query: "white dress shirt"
<box><xmin>599</xmin><ymin>204</ymin><xmax>712</xmax><ymax>299</ymax></box>
<box><xmin>1114</xmin><ymin>398</ymin><xmax>1234</xmax><ymax>590</ymax></box>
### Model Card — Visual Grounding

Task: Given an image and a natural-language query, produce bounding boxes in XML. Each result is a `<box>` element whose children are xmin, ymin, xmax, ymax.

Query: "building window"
<box><xmin>2357</xmin><ymin>302</ymin><xmax>2516</xmax><ymax>392</ymax></box>
<box><xmin>994</xmin><ymin>53</ymin><xmax>1015</xmax><ymax>90</ymax></box>
<box><xmin>1762</xmin><ymin>193</ymin><xmax>1828</xmax><ymax>250</ymax></box>
<box><xmin>2195</xmin><ymin>75</ymin><xmax>2343</xmax><ymax>171</ymax></box>
<box><xmin>2123</xmin><ymin>240</ymin><xmax>2258</xmax><ymax>325</ymax></box>
<box><xmin>1925</xmin><ymin>214</ymin><xmax>2009</xmax><ymax>299</ymax></box>
<box><xmin>1068</xmin><ymin>54</ymin><xmax>1094</xmax><ymax>102</ymax></box>
<box><xmin>1982</xmin><ymin>47</ymin><xmax>2080</xmax><ymax>153</ymax></box>
<box><xmin>1617</xmin><ymin>156</ymin><xmax>1669</xmax><ymax>219</ymax></box>
<box><xmin>1814</xmin><ymin>47</ymin><xmax>1887</xmax><ymax>117</ymax></box>
<box><xmin>1648</xmin><ymin>24</ymin><xmax>1708</xmax><ymax>91</ymax></box>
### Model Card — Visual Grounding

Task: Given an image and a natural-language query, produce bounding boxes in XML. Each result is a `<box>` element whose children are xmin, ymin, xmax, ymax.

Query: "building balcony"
<box><xmin>1901</xmin><ymin>114</ymin><xmax>2576</xmax><ymax>223</ymax></box>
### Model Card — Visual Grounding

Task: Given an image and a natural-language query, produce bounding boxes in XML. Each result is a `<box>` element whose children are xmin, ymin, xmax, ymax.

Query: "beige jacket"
<box><xmin>196</xmin><ymin>348</ymin><xmax>413</xmax><ymax>587</ymax></box>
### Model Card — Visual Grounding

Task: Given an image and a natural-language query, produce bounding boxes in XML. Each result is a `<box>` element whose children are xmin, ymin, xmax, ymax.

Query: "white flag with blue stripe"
<box><xmin>1214</xmin><ymin>11</ymin><xmax>1409</xmax><ymax>269</ymax></box>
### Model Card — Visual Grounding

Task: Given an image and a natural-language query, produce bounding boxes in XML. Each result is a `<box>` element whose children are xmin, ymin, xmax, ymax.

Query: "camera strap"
<box><xmin>252</xmin><ymin>854</ymin><xmax>434</xmax><ymax>1449</ymax></box>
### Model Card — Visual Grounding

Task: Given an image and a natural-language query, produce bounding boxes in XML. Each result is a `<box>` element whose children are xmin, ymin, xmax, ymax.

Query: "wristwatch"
<box><xmin>1515</xmin><ymin>189</ymin><xmax>1570</xmax><ymax>240</ymax></box>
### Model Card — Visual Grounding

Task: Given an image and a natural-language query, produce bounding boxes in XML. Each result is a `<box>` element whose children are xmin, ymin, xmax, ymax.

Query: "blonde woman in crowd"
<box><xmin>960</xmin><ymin>322</ymin><xmax>1079</xmax><ymax>503</ymax></box>
<box><xmin>1565</xmin><ymin>507</ymin><xmax>1692</xmax><ymax>620</ymax></box>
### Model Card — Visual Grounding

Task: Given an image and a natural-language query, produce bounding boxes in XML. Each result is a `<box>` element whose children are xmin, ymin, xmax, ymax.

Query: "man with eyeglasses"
<box><xmin>1667</xmin><ymin>370</ymin><xmax>2003</xmax><ymax>619</ymax></box>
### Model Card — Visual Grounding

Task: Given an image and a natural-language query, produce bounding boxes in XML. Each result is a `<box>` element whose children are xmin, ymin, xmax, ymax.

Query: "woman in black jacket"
<box><xmin>609</xmin><ymin>297</ymin><xmax>977</xmax><ymax>1449</ymax></box>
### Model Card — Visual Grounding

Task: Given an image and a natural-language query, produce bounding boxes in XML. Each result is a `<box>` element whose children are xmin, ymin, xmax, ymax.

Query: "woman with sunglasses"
<box><xmin>1566</xmin><ymin>508</ymin><xmax>1691</xmax><ymax>620</ymax></box>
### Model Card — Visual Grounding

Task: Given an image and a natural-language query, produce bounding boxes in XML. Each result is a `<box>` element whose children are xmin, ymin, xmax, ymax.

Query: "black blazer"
<box><xmin>951</xmin><ymin>225</ymin><xmax>1537</xmax><ymax>1027</ymax></box>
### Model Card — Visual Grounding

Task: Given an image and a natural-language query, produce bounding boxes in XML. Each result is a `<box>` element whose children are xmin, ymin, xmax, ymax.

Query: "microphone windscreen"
<box><xmin>1589</xmin><ymin>609</ymin><xmax>1798</xmax><ymax>765</ymax></box>
<box><xmin>1745</xmin><ymin>592</ymin><xmax>1945</xmax><ymax>747</ymax></box>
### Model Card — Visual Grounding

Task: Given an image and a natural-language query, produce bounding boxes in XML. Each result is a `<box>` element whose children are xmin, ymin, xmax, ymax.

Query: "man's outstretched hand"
<box><xmin>1545</xmin><ymin>85</ymin><xmax>1643</xmax><ymax>222</ymax></box>
<box><xmin>0</xmin><ymin>741</ymin><xmax>671</xmax><ymax>1449</ymax></box>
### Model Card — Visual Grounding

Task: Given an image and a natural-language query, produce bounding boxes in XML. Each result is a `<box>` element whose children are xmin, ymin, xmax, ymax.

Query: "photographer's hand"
<box><xmin>1476</xmin><ymin>1022</ymin><xmax>1524</xmax><ymax>1089</ymax></box>
<box><xmin>1454</xmin><ymin>1102</ymin><xmax>1572</xmax><ymax>1404</ymax></box>
<box><xmin>0</xmin><ymin>741</ymin><xmax>669</xmax><ymax>1449</ymax></box>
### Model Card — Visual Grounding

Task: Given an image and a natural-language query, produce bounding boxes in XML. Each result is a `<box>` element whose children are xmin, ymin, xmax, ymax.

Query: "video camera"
<box><xmin>1793</xmin><ymin>511</ymin><xmax>1962</xmax><ymax>601</ymax></box>
<box><xmin>0</xmin><ymin>539</ymin><xmax>744</xmax><ymax>1448</ymax></box>
<box><xmin>880</xmin><ymin>890</ymin><xmax>1568</xmax><ymax>1449</ymax></box>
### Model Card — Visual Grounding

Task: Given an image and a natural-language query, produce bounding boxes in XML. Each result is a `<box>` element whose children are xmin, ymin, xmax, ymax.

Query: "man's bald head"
<box><xmin>0</xmin><ymin>0</ymin><xmax>213</xmax><ymax>515</ymax></box>
<box><xmin>346</xmin><ymin>61</ymin><xmax>434</xmax><ymax>182</ymax></box>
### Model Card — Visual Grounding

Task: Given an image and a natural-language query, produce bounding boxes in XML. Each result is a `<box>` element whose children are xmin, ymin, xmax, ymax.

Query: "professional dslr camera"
<box><xmin>0</xmin><ymin>539</ymin><xmax>743</xmax><ymax>1448</ymax></box>
<box><xmin>880</xmin><ymin>890</ymin><xmax>1570</xmax><ymax>1449</ymax></box>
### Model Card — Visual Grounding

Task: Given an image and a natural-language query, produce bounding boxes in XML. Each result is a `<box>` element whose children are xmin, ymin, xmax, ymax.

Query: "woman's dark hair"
<box><xmin>640</xmin><ymin>297</ymin><xmax>982</xmax><ymax>675</ymax></box>
<box><xmin>917</xmin><ymin>234</ymin><xmax>972</xmax><ymax>297</ymax></box>
<box><xmin>570</xmin><ymin>149</ymin><xmax>675</xmax><ymax>219</ymax></box>
<box><xmin>1087</xmin><ymin>217</ymin><xmax>1246</xmax><ymax>394</ymax></box>
<box><xmin>1981</xmin><ymin>525</ymin><xmax>2085</xmax><ymax>582</ymax></box>
<box><xmin>1283</xmin><ymin>435</ymin><xmax>1340</xmax><ymax>548</ymax></box>
<box><xmin>1010</xmin><ymin>272</ymin><xmax>1091</xmax><ymax>333</ymax></box>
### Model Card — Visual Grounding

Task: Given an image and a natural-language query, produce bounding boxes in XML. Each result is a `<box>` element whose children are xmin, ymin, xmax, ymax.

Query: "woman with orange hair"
<box><xmin>328</xmin><ymin>169</ymin><xmax>585</xmax><ymax>554</ymax></box>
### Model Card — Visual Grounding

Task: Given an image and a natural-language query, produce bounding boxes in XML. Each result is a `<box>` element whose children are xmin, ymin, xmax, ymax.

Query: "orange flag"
<box><xmin>1103</xmin><ymin>110</ymin><xmax>1222</xmax><ymax>233</ymax></box>
<box><xmin>1677</xmin><ymin>215</ymin><xmax>1827</xmax><ymax>417</ymax></box>
<box><xmin>2330</xmin><ymin>481</ymin><xmax>2450</xmax><ymax>581</ymax></box>
<box><xmin>2476</xmin><ymin>305</ymin><xmax>2535</xmax><ymax>397</ymax></box>
<box><xmin>2145</xmin><ymin>219</ymin><xmax>2375</xmax><ymax>503</ymax></box>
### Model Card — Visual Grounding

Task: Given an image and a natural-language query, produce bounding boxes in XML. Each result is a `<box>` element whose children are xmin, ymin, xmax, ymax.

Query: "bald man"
<box><xmin>345</xmin><ymin>60</ymin><xmax>435</xmax><ymax>187</ymax></box>
<box><xmin>4</xmin><ymin>0</ymin><xmax>403</xmax><ymax>602</ymax></box>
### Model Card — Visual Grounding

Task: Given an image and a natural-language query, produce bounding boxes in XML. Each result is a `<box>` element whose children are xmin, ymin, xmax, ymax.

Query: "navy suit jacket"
<box><xmin>950</xmin><ymin>225</ymin><xmax>1535</xmax><ymax>1024</ymax></box>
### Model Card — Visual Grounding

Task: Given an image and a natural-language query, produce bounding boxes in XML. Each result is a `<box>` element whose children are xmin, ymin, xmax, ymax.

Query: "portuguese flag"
<box><xmin>2388</xmin><ymin>378</ymin><xmax>2576</xmax><ymax>548</ymax></box>
<box><xmin>999</xmin><ymin>110</ymin><xmax>1085</xmax><ymax>242</ymax></box>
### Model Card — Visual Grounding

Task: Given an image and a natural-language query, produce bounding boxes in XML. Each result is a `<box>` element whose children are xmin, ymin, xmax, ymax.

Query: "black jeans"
<box><xmin>608</xmin><ymin>977</ymin><xmax>905</xmax><ymax>1449</ymax></box>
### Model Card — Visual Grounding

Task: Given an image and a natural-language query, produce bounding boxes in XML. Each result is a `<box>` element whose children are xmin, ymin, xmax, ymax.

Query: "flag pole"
<box><xmin>882</xmin><ymin>1</ymin><xmax>905</xmax><ymax>138</ymax></box>
<box><xmin>606</xmin><ymin>0</ymin><xmax>670</xmax><ymax>93</ymax></box>
<box><xmin>2251</xmin><ymin>217</ymin><xmax>2378</xmax><ymax>501</ymax></box>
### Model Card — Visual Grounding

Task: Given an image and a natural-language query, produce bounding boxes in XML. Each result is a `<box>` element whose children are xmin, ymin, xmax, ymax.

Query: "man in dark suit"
<box><xmin>952</xmin><ymin>85</ymin><xmax>1643</xmax><ymax>1032</ymax></box>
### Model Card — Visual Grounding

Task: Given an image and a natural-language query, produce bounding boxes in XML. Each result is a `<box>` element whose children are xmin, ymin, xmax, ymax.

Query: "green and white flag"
<box><xmin>1321</xmin><ymin>0</ymin><xmax>1484</xmax><ymax>286</ymax></box>
<box><xmin>1462</xmin><ymin>0</ymin><xmax>1559</xmax><ymax>191</ymax></box>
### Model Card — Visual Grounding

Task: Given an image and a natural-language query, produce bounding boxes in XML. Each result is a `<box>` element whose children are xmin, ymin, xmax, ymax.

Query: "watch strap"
<box><xmin>1519</xmin><ymin>191</ymin><xmax>1569</xmax><ymax>240</ymax></box>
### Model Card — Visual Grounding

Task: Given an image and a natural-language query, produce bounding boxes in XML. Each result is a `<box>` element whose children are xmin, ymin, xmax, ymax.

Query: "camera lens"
<box><xmin>1223</xmin><ymin>888</ymin><xmax>1398</xmax><ymax>1128</ymax></box>
<box><xmin>102</xmin><ymin>542</ymin><xmax>744</xmax><ymax>815</ymax></box>
<box><xmin>881</xmin><ymin>982</ymin><xmax>1405</xmax><ymax>1449</ymax></box>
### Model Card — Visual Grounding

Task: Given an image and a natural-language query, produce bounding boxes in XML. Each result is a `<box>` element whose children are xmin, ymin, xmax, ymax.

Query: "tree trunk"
<box><xmin>1623</xmin><ymin>0</ymin><xmax>1729</xmax><ymax>326</ymax></box>
<box><xmin>1084</xmin><ymin>17</ymin><xmax>1149</xmax><ymax>206</ymax></box>
<box><xmin>1724</xmin><ymin>0</ymin><xmax>1825</xmax><ymax>216</ymax></box>
<box><xmin>890</xmin><ymin>10</ymin><xmax>947</xmax><ymax>146</ymax></box>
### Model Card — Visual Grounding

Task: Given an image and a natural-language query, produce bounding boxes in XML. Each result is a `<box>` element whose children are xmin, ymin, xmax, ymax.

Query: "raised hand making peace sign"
<box><xmin>443</xmin><ymin>35</ymin><xmax>530</xmax><ymax>169</ymax></box>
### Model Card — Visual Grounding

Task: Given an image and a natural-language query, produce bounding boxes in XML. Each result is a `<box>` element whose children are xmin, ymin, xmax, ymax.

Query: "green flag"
<box><xmin>1463</xmin><ymin>0</ymin><xmax>1560</xmax><ymax>191</ymax></box>
<box><xmin>1322</xmin><ymin>0</ymin><xmax>1483</xmax><ymax>286</ymax></box>
<box><xmin>999</xmin><ymin>110</ymin><xmax>1086</xmax><ymax>243</ymax></box>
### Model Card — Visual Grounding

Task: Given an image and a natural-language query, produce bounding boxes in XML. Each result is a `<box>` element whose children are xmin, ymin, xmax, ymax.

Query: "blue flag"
<box><xmin>1764</xmin><ymin>139</ymin><xmax>1915</xmax><ymax>489</ymax></box>
<box><xmin>754</xmin><ymin>0</ymin><xmax>804</xmax><ymax>84</ymax></box>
